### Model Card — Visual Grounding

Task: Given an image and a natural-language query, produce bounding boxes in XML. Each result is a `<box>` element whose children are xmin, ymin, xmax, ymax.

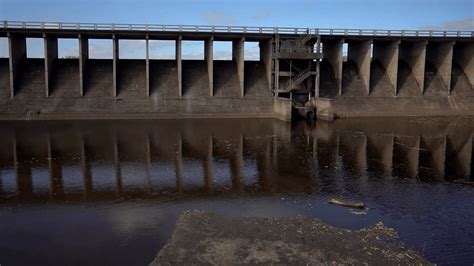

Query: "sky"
<box><xmin>0</xmin><ymin>0</ymin><xmax>473</xmax><ymax>58</ymax></box>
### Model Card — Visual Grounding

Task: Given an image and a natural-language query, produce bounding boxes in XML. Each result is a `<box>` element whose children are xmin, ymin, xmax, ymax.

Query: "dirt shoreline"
<box><xmin>150</xmin><ymin>210</ymin><xmax>430</xmax><ymax>265</ymax></box>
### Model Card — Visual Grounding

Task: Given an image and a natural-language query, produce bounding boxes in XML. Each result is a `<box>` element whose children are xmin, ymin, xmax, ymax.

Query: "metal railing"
<box><xmin>1</xmin><ymin>21</ymin><xmax>473</xmax><ymax>38</ymax></box>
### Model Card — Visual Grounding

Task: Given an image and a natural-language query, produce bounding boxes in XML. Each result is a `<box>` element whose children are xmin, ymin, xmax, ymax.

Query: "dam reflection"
<box><xmin>0</xmin><ymin>117</ymin><xmax>472</xmax><ymax>203</ymax></box>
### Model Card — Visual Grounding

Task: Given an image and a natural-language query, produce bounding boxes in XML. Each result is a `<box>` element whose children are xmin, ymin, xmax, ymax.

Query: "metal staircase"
<box><xmin>296</xmin><ymin>33</ymin><xmax>313</xmax><ymax>47</ymax></box>
<box><xmin>281</xmin><ymin>69</ymin><xmax>314</xmax><ymax>92</ymax></box>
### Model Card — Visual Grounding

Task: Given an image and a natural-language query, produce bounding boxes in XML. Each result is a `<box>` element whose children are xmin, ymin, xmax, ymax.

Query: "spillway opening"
<box><xmin>26</xmin><ymin>38</ymin><xmax>44</xmax><ymax>58</ymax></box>
<box><xmin>244</xmin><ymin>41</ymin><xmax>259</xmax><ymax>61</ymax></box>
<box><xmin>343</xmin><ymin>42</ymin><xmax>348</xmax><ymax>61</ymax></box>
<box><xmin>214</xmin><ymin>41</ymin><xmax>232</xmax><ymax>60</ymax></box>
<box><xmin>58</xmin><ymin>38</ymin><xmax>79</xmax><ymax>59</ymax></box>
<box><xmin>149</xmin><ymin>40</ymin><xmax>176</xmax><ymax>60</ymax></box>
<box><xmin>119</xmin><ymin>40</ymin><xmax>146</xmax><ymax>59</ymax></box>
<box><xmin>88</xmin><ymin>39</ymin><xmax>113</xmax><ymax>59</ymax></box>
<box><xmin>0</xmin><ymin>38</ymin><xmax>8</xmax><ymax>58</ymax></box>
<box><xmin>182</xmin><ymin>40</ymin><xmax>204</xmax><ymax>60</ymax></box>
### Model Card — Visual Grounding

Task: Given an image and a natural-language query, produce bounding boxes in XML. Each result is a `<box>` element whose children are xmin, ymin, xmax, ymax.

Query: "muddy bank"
<box><xmin>150</xmin><ymin>210</ymin><xmax>430</xmax><ymax>265</ymax></box>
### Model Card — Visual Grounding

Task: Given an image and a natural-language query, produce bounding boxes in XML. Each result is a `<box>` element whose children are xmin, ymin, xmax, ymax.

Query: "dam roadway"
<box><xmin>0</xmin><ymin>21</ymin><xmax>473</xmax><ymax>121</ymax></box>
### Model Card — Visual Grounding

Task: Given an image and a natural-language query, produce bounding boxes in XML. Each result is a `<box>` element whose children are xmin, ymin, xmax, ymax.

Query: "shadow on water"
<box><xmin>0</xmin><ymin>117</ymin><xmax>473</xmax><ymax>265</ymax></box>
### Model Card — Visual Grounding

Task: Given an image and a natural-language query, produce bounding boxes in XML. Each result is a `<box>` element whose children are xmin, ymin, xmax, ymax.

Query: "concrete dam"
<box><xmin>0</xmin><ymin>21</ymin><xmax>473</xmax><ymax>121</ymax></box>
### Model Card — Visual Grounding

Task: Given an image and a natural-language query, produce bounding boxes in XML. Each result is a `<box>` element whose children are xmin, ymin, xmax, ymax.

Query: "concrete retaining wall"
<box><xmin>0</xmin><ymin>58</ymin><xmax>275</xmax><ymax>120</ymax></box>
<box><xmin>273</xmin><ymin>98</ymin><xmax>292</xmax><ymax>121</ymax></box>
<box><xmin>330</xmin><ymin>96</ymin><xmax>474</xmax><ymax>118</ymax></box>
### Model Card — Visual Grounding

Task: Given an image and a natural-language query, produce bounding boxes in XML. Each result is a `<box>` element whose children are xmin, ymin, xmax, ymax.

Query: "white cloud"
<box><xmin>203</xmin><ymin>12</ymin><xmax>238</xmax><ymax>25</ymax></box>
<box><xmin>423</xmin><ymin>17</ymin><xmax>474</xmax><ymax>31</ymax></box>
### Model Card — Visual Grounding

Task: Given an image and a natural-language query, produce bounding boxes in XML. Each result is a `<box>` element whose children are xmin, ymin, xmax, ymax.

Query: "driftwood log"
<box><xmin>329</xmin><ymin>198</ymin><xmax>365</xmax><ymax>209</ymax></box>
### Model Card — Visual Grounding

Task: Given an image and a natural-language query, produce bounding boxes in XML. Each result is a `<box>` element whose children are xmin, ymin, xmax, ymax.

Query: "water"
<box><xmin>0</xmin><ymin>117</ymin><xmax>473</xmax><ymax>265</ymax></box>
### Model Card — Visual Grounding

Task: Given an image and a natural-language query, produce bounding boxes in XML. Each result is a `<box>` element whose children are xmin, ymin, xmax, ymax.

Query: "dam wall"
<box><xmin>319</xmin><ymin>37</ymin><xmax>473</xmax><ymax>119</ymax></box>
<box><xmin>1</xmin><ymin>22</ymin><xmax>473</xmax><ymax>121</ymax></box>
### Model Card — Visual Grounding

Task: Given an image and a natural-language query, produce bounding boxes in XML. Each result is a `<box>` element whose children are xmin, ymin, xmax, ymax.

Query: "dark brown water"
<box><xmin>0</xmin><ymin>117</ymin><xmax>473</xmax><ymax>265</ymax></box>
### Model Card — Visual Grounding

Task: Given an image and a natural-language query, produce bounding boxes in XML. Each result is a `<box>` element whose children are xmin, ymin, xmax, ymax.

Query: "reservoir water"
<box><xmin>0</xmin><ymin>117</ymin><xmax>473</xmax><ymax>265</ymax></box>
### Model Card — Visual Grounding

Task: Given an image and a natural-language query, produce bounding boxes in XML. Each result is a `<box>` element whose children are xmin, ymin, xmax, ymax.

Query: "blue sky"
<box><xmin>1</xmin><ymin>0</ymin><xmax>473</xmax><ymax>58</ymax></box>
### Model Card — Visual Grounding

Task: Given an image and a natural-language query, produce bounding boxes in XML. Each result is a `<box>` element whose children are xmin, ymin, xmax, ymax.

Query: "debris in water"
<box><xmin>329</xmin><ymin>198</ymin><xmax>365</xmax><ymax>209</ymax></box>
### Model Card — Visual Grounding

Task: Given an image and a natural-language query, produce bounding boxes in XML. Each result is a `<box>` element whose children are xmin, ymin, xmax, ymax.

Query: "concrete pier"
<box><xmin>259</xmin><ymin>39</ymin><xmax>272</xmax><ymax>91</ymax></box>
<box><xmin>113</xmin><ymin>34</ymin><xmax>119</xmax><ymax>97</ymax></box>
<box><xmin>145</xmin><ymin>35</ymin><xmax>150</xmax><ymax>97</ymax></box>
<box><xmin>176</xmin><ymin>36</ymin><xmax>182</xmax><ymax>98</ymax></box>
<box><xmin>370</xmin><ymin>40</ymin><xmax>399</xmax><ymax>97</ymax></box>
<box><xmin>79</xmin><ymin>34</ymin><xmax>88</xmax><ymax>96</ymax></box>
<box><xmin>344</xmin><ymin>40</ymin><xmax>372</xmax><ymax>96</ymax></box>
<box><xmin>424</xmin><ymin>41</ymin><xmax>454</xmax><ymax>96</ymax></box>
<box><xmin>233</xmin><ymin>37</ymin><xmax>245</xmax><ymax>97</ymax></box>
<box><xmin>205</xmin><ymin>37</ymin><xmax>213</xmax><ymax>97</ymax></box>
<box><xmin>321</xmin><ymin>39</ymin><xmax>343</xmax><ymax>97</ymax></box>
<box><xmin>451</xmin><ymin>42</ymin><xmax>474</xmax><ymax>96</ymax></box>
<box><xmin>44</xmin><ymin>34</ymin><xmax>58</xmax><ymax>97</ymax></box>
<box><xmin>397</xmin><ymin>41</ymin><xmax>427</xmax><ymax>96</ymax></box>
<box><xmin>7</xmin><ymin>34</ymin><xmax>26</xmax><ymax>98</ymax></box>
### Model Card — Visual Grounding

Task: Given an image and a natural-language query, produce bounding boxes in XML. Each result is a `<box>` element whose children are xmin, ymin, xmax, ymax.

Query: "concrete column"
<box><xmin>44</xmin><ymin>34</ymin><xmax>58</xmax><ymax>97</ymax></box>
<box><xmin>113</xmin><ymin>34</ymin><xmax>119</xmax><ymax>97</ymax></box>
<box><xmin>452</xmin><ymin>42</ymin><xmax>474</xmax><ymax>93</ymax></box>
<box><xmin>203</xmin><ymin>136</ymin><xmax>214</xmax><ymax>192</ymax></box>
<box><xmin>79</xmin><ymin>34</ymin><xmax>88</xmax><ymax>96</ymax></box>
<box><xmin>322</xmin><ymin>39</ymin><xmax>344</xmax><ymax>96</ymax></box>
<box><xmin>274</xmin><ymin>59</ymin><xmax>279</xmax><ymax>96</ymax></box>
<box><xmin>397</xmin><ymin>41</ymin><xmax>427</xmax><ymax>96</ymax></box>
<box><xmin>176</xmin><ymin>36</ymin><xmax>182</xmax><ymax>98</ymax></box>
<box><xmin>424</xmin><ymin>41</ymin><xmax>454</xmax><ymax>96</ymax></box>
<box><xmin>347</xmin><ymin>40</ymin><xmax>372</xmax><ymax>95</ymax></box>
<box><xmin>274</xmin><ymin>36</ymin><xmax>280</xmax><ymax>96</ymax></box>
<box><xmin>8</xmin><ymin>33</ymin><xmax>26</xmax><ymax>98</ymax></box>
<box><xmin>233</xmin><ymin>37</ymin><xmax>245</xmax><ymax>97</ymax></box>
<box><xmin>205</xmin><ymin>36</ymin><xmax>214</xmax><ymax>97</ymax></box>
<box><xmin>146</xmin><ymin>35</ymin><xmax>150</xmax><ymax>97</ymax></box>
<box><xmin>260</xmin><ymin>39</ymin><xmax>272</xmax><ymax>91</ymax></box>
<box><xmin>371</xmin><ymin>40</ymin><xmax>399</xmax><ymax>96</ymax></box>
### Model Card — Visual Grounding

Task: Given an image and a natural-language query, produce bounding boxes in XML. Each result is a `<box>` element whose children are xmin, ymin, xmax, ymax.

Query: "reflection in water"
<box><xmin>0</xmin><ymin>117</ymin><xmax>473</xmax><ymax>265</ymax></box>
<box><xmin>0</xmin><ymin>117</ymin><xmax>472</xmax><ymax>202</ymax></box>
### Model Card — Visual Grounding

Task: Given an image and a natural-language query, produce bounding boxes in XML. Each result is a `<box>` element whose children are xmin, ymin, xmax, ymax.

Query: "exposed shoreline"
<box><xmin>151</xmin><ymin>210</ymin><xmax>430</xmax><ymax>265</ymax></box>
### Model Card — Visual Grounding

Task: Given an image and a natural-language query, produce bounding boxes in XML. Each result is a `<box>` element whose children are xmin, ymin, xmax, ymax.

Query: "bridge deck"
<box><xmin>1</xmin><ymin>21</ymin><xmax>473</xmax><ymax>41</ymax></box>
